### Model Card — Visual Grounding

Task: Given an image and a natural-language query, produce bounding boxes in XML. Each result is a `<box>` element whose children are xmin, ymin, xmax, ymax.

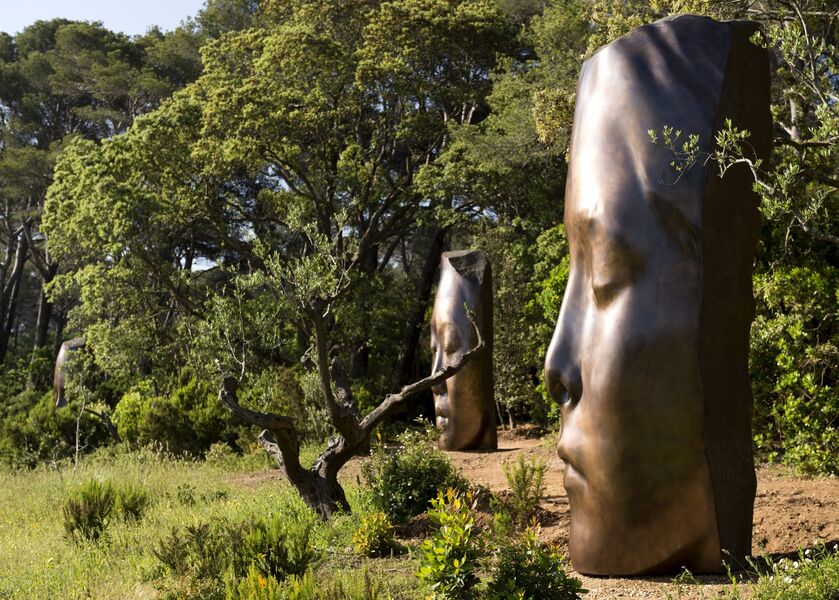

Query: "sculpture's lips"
<box><xmin>434</xmin><ymin>396</ymin><xmax>451</xmax><ymax>430</ymax></box>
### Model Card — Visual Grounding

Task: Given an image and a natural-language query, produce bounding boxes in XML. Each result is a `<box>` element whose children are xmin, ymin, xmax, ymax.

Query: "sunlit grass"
<box><xmin>0</xmin><ymin>444</ymin><xmax>411</xmax><ymax>599</ymax></box>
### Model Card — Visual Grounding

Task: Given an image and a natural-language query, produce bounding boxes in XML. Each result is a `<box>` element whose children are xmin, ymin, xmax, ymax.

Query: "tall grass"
<box><xmin>0</xmin><ymin>445</ymin><xmax>398</xmax><ymax>600</ymax></box>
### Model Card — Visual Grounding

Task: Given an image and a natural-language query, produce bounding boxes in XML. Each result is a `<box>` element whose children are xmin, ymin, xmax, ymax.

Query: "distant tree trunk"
<box><xmin>0</xmin><ymin>234</ymin><xmax>28</xmax><ymax>363</ymax></box>
<box><xmin>391</xmin><ymin>227</ymin><xmax>447</xmax><ymax>391</ymax></box>
<box><xmin>34</xmin><ymin>264</ymin><xmax>58</xmax><ymax>349</ymax></box>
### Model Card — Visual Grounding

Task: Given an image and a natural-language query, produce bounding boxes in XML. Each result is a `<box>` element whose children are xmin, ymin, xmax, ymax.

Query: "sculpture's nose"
<box><xmin>544</xmin><ymin>290</ymin><xmax>583</xmax><ymax>406</ymax></box>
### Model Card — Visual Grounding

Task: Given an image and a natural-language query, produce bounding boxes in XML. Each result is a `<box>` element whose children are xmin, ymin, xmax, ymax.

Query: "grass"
<box><xmin>0</xmin><ymin>445</ymin><xmax>420</xmax><ymax>600</ymax></box>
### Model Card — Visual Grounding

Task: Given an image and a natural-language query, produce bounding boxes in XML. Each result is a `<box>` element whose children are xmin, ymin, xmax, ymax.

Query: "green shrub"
<box><xmin>0</xmin><ymin>390</ymin><xmax>110</xmax><ymax>468</ymax></box>
<box><xmin>363</xmin><ymin>429</ymin><xmax>467</xmax><ymax>523</ymax></box>
<box><xmin>498</xmin><ymin>454</ymin><xmax>546</xmax><ymax>527</ymax></box>
<box><xmin>155</xmin><ymin>513</ymin><xmax>318</xmax><ymax>597</ymax></box>
<box><xmin>226</xmin><ymin>563</ymin><xmax>287</xmax><ymax>600</ymax></box>
<box><xmin>750</xmin><ymin>265</ymin><xmax>838</xmax><ymax>475</ymax></box>
<box><xmin>113</xmin><ymin>371</ymin><xmax>235</xmax><ymax>456</ymax></box>
<box><xmin>485</xmin><ymin>525</ymin><xmax>584</xmax><ymax>600</ymax></box>
<box><xmin>352</xmin><ymin>512</ymin><xmax>399</xmax><ymax>558</ymax></box>
<box><xmin>116</xmin><ymin>483</ymin><xmax>150</xmax><ymax>520</ymax></box>
<box><xmin>416</xmin><ymin>490</ymin><xmax>483</xmax><ymax>600</ymax></box>
<box><xmin>63</xmin><ymin>479</ymin><xmax>116</xmax><ymax>541</ymax></box>
<box><xmin>724</xmin><ymin>546</ymin><xmax>839</xmax><ymax>600</ymax></box>
<box><xmin>237</xmin><ymin>516</ymin><xmax>316</xmax><ymax>582</ymax></box>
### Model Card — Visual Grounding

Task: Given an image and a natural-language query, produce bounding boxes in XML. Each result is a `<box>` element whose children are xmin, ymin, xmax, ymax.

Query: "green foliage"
<box><xmin>485</xmin><ymin>525</ymin><xmax>584</xmax><ymax>600</ymax></box>
<box><xmin>116</xmin><ymin>483</ymin><xmax>150</xmax><ymax>521</ymax></box>
<box><xmin>112</xmin><ymin>372</ymin><xmax>235</xmax><ymax>456</ymax></box>
<box><xmin>750</xmin><ymin>266</ymin><xmax>838</xmax><ymax>474</ymax></box>
<box><xmin>352</xmin><ymin>512</ymin><xmax>399</xmax><ymax>558</ymax></box>
<box><xmin>226</xmin><ymin>567</ymin><xmax>394</xmax><ymax>600</ymax></box>
<box><xmin>497</xmin><ymin>455</ymin><xmax>546</xmax><ymax>527</ymax></box>
<box><xmin>63</xmin><ymin>479</ymin><xmax>116</xmax><ymax>541</ymax></box>
<box><xmin>0</xmin><ymin>389</ymin><xmax>111</xmax><ymax>468</ymax></box>
<box><xmin>363</xmin><ymin>429</ymin><xmax>468</xmax><ymax>523</ymax></box>
<box><xmin>155</xmin><ymin>513</ymin><xmax>318</xmax><ymax>598</ymax></box>
<box><xmin>416</xmin><ymin>489</ymin><xmax>483</xmax><ymax>600</ymax></box>
<box><xmin>724</xmin><ymin>546</ymin><xmax>839</xmax><ymax>600</ymax></box>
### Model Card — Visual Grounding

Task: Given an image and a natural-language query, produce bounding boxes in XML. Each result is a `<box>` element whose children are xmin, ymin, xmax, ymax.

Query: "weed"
<box><xmin>416</xmin><ymin>489</ymin><xmax>482</xmax><ymax>600</ymax></box>
<box><xmin>63</xmin><ymin>479</ymin><xmax>116</xmax><ymax>541</ymax></box>
<box><xmin>363</xmin><ymin>429</ymin><xmax>467</xmax><ymax>523</ymax></box>
<box><xmin>116</xmin><ymin>483</ymin><xmax>150</xmax><ymax>520</ymax></box>
<box><xmin>499</xmin><ymin>454</ymin><xmax>546</xmax><ymax>527</ymax></box>
<box><xmin>484</xmin><ymin>522</ymin><xmax>584</xmax><ymax>600</ymax></box>
<box><xmin>352</xmin><ymin>512</ymin><xmax>400</xmax><ymax>558</ymax></box>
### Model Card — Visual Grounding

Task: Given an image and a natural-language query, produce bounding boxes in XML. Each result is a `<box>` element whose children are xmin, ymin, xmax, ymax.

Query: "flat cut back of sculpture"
<box><xmin>430</xmin><ymin>250</ymin><xmax>496</xmax><ymax>451</ymax></box>
<box><xmin>544</xmin><ymin>15</ymin><xmax>771</xmax><ymax>575</ymax></box>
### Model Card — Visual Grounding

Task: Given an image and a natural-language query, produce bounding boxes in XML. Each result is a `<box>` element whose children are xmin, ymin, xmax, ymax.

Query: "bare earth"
<box><xmin>337</xmin><ymin>430</ymin><xmax>839</xmax><ymax>599</ymax></box>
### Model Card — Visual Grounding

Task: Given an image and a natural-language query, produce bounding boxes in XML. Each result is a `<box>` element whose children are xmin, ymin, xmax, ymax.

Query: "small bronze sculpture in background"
<box><xmin>430</xmin><ymin>250</ymin><xmax>496</xmax><ymax>451</ymax></box>
<box><xmin>545</xmin><ymin>15</ymin><xmax>771</xmax><ymax>575</ymax></box>
<box><xmin>54</xmin><ymin>337</ymin><xmax>86</xmax><ymax>408</ymax></box>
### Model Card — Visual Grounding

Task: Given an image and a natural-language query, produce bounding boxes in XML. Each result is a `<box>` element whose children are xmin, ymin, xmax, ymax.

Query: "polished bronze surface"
<box><xmin>54</xmin><ymin>337</ymin><xmax>86</xmax><ymax>408</ymax></box>
<box><xmin>430</xmin><ymin>250</ymin><xmax>496</xmax><ymax>451</ymax></box>
<box><xmin>545</xmin><ymin>15</ymin><xmax>771</xmax><ymax>575</ymax></box>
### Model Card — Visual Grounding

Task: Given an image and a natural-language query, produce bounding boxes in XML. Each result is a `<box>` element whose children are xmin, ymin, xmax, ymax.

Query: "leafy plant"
<box><xmin>363</xmin><ymin>429</ymin><xmax>468</xmax><ymax>523</ymax></box>
<box><xmin>497</xmin><ymin>454</ymin><xmax>546</xmax><ymax>527</ymax></box>
<box><xmin>116</xmin><ymin>483</ymin><xmax>150</xmax><ymax>521</ymax></box>
<box><xmin>352</xmin><ymin>512</ymin><xmax>400</xmax><ymax>558</ymax></box>
<box><xmin>63</xmin><ymin>479</ymin><xmax>116</xmax><ymax>541</ymax></box>
<box><xmin>484</xmin><ymin>523</ymin><xmax>584</xmax><ymax>600</ymax></box>
<box><xmin>723</xmin><ymin>545</ymin><xmax>839</xmax><ymax>600</ymax></box>
<box><xmin>155</xmin><ymin>513</ymin><xmax>318</xmax><ymax>597</ymax></box>
<box><xmin>416</xmin><ymin>489</ymin><xmax>483</xmax><ymax>600</ymax></box>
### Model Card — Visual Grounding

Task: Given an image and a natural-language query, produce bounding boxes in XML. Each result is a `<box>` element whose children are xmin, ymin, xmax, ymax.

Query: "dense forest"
<box><xmin>0</xmin><ymin>0</ymin><xmax>836</xmax><ymax>481</ymax></box>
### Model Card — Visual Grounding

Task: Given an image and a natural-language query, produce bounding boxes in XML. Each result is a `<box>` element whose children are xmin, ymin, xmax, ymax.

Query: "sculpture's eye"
<box><xmin>440</xmin><ymin>323</ymin><xmax>462</xmax><ymax>355</ymax></box>
<box><xmin>443</xmin><ymin>332</ymin><xmax>462</xmax><ymax>355</ymax></box>
<box><xmin>588</xmin><ymin>225</ymin><xmax>641</xmax><ymax>307</ymax></box>
<box><xmin>592</xmin><ymin>278</ymin><xmax>626</xmax><ymax>306</ymax></box>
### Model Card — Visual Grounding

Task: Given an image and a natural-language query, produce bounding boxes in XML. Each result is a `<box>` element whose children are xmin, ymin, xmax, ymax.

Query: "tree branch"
<box><xmin>360</xmin><ymin>310</ymin><xmax>484</xmax><ymax>433</ymax></box>
<box><xmin>218</xmin><ymin>376</ymin><xmax>296</xmax><ymax>431</ymax></box>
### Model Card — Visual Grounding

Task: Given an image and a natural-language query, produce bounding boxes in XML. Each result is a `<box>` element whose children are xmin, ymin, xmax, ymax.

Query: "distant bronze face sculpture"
<box><xmin>544</xmin><ymin>16</ymin><xmax>771</xmax><ymax>575</ymax></box>
<box><xmin>54</xmin><ymin>337</ymin><xmax>86</xmax><ymax>408</ymax></box>
<box><xmin>430</xmin><ymin>250</ymin><xmax>496</xmax><ymax>451</ymax></box>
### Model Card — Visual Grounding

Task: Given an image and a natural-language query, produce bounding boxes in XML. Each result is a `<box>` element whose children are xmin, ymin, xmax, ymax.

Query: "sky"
<box><xmin>1</xmin><ymin>0</ymin><xmax>208</xmax><ymax>37</ymax></box>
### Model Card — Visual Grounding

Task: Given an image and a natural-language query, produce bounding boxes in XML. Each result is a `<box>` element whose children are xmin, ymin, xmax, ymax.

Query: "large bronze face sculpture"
<box><xmin>545</xmin><ymin>16</ymin><xmax>771</xmax><ymax>575</ymax></box>
<box><xmin>54</xmin><ymin>337</ymin><xmax>86</xmax><ymax>408</ymax></box>
<box><xmin>430</xmin><ymin>250</ymin><xmax>496</xmax><ymax>451</ymax></box>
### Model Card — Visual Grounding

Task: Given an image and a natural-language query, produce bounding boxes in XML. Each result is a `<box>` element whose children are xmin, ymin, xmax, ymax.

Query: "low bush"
<box><xmin>112</xmin><ymin>371</ymin><xmax>236</xmax><ymax>456</ymax></box>
<box><xmin>352</xmin><ymin>512</ymin><xmax>399</xmax><ymax>558</ymax></box>
<box><xmin>725</xmin><ymin>545</ymin><xmax>839</xmax><ymax>600</ymax></box>
<box><xmin>63</xmin><ymin>479</ymin><xmax>116</xmax><ymax>541</ymax></box>
<box><xmin>228</xmin><ymin>567</ymin><xmax>392</xmax><ymax>600</ymax></box>
<box><xmin>485</xmin><ymin>524</ymin><xmax>584</xmax><ymax>600</ymax></box>
<box><xmin>363</xmin><ymin>429</ymin><xmax>468</xmax><ymax>523</ymax></box>
<box><xmin>116</xmin><ymin>483</ymin><xmax>150</xmax><ymax>521</ymax></box>
<box><xmin>496</xmin><ymin>454</ymin><xmax>546</xmax><ymax>527</ymax></box>
<box><xmin>155</xmin><ymin>512</ymin><xmax>318</xmax><ymax>599</ymax></box>
<box><xmin>0</xmin><ymin>390</ymin><xmax>110</xmax><ymax>468</ymax></box>
<box><xmin>416</xmin><ymin>489</ymin><xmax>483</xmax><ymax>600</ymax></box>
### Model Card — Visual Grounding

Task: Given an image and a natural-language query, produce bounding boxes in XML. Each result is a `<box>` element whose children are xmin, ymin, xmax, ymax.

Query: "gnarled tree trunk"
<box><xmin>219</xmin><ymin>311</ymin><xmax>484</xmax><ymax>518</ymax></box>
